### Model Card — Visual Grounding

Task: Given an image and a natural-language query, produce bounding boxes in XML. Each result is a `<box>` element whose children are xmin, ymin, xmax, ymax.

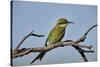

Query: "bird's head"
<box><xmin>57</xmin><ymin>18</ymin><xmax>74</xmax><ymax>27</ymax></box>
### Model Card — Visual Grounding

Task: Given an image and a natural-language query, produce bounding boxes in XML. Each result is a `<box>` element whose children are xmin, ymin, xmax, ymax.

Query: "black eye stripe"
<box><xmin>58</xmin><ymin>23</ymin><xmax>65</xmax><ymax>24</ymax></box>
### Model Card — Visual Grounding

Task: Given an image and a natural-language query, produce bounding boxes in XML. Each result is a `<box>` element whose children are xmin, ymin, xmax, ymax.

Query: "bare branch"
<box><xmin>31</xmin><ymin>32</ymin><xmax>45</xmax><ymax>37</ymax></box>
<box><xmin>71</xmin><ymin>24</ymin><xmax>97</xmax><ymax>62</ymax></box>
<box><xmin>13</xmin><ymin>31</ymin><xmax>45</xmax><ymax>55</ymax></box>
<box><xmin>75</xmin><ymin>24</ymin><xmax>97</xmax><ymax>43</ymax></box>
<box><xmin>85</xmin><ymin>24</ymin><xmax>97</xmax><ymax>36</ymax></box>
<box><xmin>12</xmin><ymin>41</ymin><xmax>94</xmax><ymax>58</ymax></box>
<box><xmin>12</xmin><ymin>24</ymin><xmax>97</xmax><ymax>62</ymax></box>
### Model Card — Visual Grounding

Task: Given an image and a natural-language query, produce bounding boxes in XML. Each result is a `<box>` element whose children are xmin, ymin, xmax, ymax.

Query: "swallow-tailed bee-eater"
<box><xmin>31</xmin><ymin>18</ymin><xmax>74</xmax><ymax>64</ymax></box>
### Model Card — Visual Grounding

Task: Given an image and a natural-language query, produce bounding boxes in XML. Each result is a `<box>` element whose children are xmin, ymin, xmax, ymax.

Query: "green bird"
<box><xmin>31</xmin><ymin>18</ymin><xmax>73</xmax><ymax>64</ymax></box>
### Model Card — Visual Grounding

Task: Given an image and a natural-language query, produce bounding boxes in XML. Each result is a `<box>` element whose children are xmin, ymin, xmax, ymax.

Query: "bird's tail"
<box><xmin>30</xmin><ymin>51</ymin><xmax>46</xmax><ymax>64</ymax></box>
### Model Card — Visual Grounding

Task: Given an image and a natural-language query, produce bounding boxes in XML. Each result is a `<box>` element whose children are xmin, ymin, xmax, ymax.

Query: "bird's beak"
<box><xmin>68</xmin><ymin>21</ymin><xmax>74</xmax><ymax>24</ymax></box>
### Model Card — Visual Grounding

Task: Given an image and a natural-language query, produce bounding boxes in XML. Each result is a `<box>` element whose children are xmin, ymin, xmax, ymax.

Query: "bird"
<box><xmin>30</xmin><ymin>18</ymin><xmax>74</xmax><ymax>64</ymax></box>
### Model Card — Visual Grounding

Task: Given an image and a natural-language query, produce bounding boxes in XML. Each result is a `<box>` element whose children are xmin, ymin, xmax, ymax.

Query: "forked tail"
<box><xmin>30</xmin><ymin>51</ymin><xmax>46</xmax><ymax>64</ymax></box>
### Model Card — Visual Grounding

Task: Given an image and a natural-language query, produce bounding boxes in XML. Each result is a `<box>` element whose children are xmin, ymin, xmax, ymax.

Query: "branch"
<box><xmin>13</xmin><ymin>31</ymin><xmax>45</xmax><ymax>55</ymax></box>
<box><xmin>12</xmin><ymin>41</ymin><xmax>93</xmax><ymax>58</ymax></box>
<box><xmin>12</xmin><ymin>24</ymin><xmax>97</xmax><ymax>62</ymax></box>
<box><xmin>75</xmin><ymin>24</ymin><xmax>97</xmax><ymax>43</ymax></box>
<box><xmin>71</xmin><ymin>24</ymin><xmax>97</xmax><ymax>62</ymax></box>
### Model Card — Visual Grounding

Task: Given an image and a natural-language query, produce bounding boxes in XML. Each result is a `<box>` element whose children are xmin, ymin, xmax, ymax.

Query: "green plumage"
<box><xmin>31</xmin><ymin>18</ymin><xmax>69</xmax><ymax>64</ymax></box>
<box><xmin>45</xmin><ymin>24</ymin><xmax>66</xmax><ymax>46</ymax></box>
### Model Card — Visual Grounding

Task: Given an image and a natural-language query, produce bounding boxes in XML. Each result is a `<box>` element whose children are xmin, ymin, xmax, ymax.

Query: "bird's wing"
<box><xmin>45</xmin><ymin>28</ymin><xmax>65</xmax><ymax>46</ymax></box>
<box><xmin>53</xmin><ymin>30</ymin><xmax>65</xmax><ymax>43</ymax></box>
